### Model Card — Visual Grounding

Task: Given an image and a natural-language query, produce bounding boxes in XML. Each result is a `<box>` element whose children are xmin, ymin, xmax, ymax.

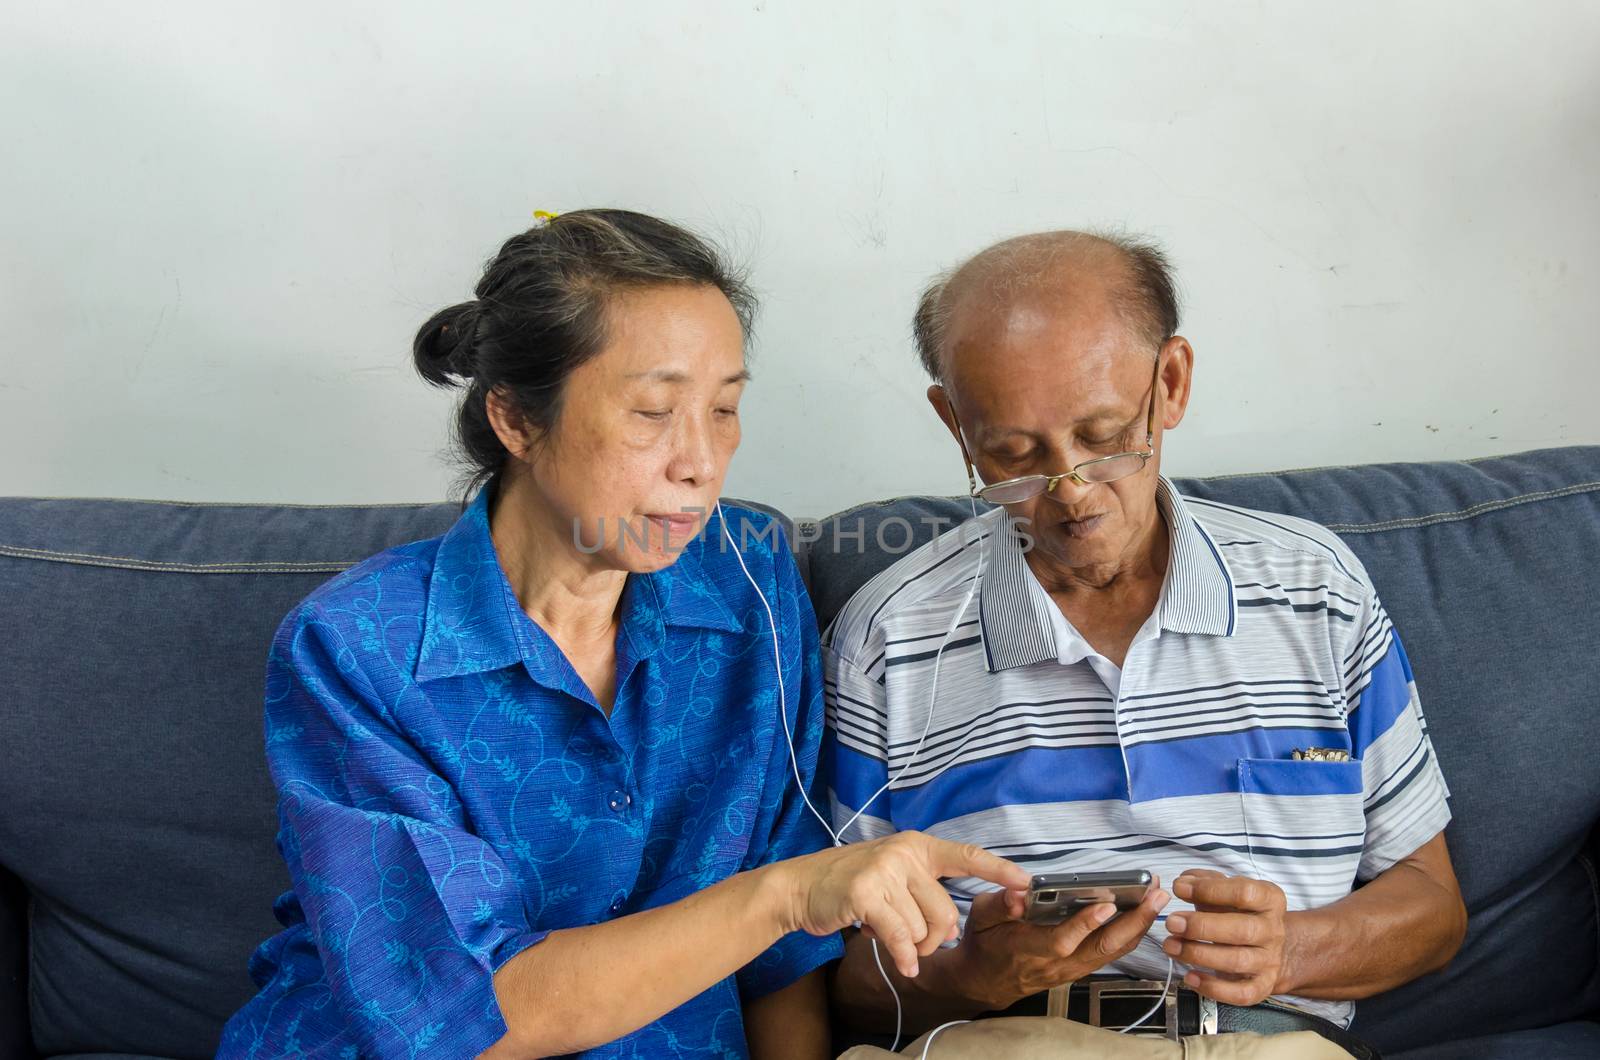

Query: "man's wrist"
<box><xmin>928</xmin><ymin>937</ymin><xmax>1010</xmax><ymax>1013</ymax></box>
<box><xmin>1276</xmin><ymin>909</ymin><xmax>1321</xmax><ymax>997</ymax></box>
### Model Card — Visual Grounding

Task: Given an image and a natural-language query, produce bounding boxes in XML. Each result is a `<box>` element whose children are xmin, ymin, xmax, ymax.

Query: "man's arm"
<box><xmin>830</xmin><ymin>927</ymin><xmax>993</xmax><ymax>1036</ymax></box>
<box><xmin>1162</xmin><ymin>831</ymin><xmax>1465</xmax><ymax>1004</ymax></box>
<box><xmin>743</xmin><ymin>968</ymin><xmax>831</xmax><ymax>1060</ymax></box>
<box><xmin>1279</xmin><ymin>830</ymin><xmax>1465</xmax><ymax>999</ymax></box>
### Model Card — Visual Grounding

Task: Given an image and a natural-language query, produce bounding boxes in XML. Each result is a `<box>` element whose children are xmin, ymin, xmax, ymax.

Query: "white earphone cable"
<box><xmin>833</xmin><ymin>500</ymin><xmax>984</xmax><ymax>840</ymax></box>
<box><xmin>724</xmin><ymin>497</ymin><xmax>1193</xmax><ymax>1056</ymax></box>
<box><xmin>717</xmin><ymin>501</ymin><xmax>837</xmax><ymax>843</ymax></box>
<box><xmin>919</xmin><ymin>1020</ymin><xmax>972</xmax><ymax>1059</ymax></box>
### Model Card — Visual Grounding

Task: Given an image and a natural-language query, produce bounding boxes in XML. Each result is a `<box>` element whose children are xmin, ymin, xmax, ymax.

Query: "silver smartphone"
<box><xmin>1023</xmin><ymin>870</ymin><xmax>1153</xmax><ymax>925</ymax></box>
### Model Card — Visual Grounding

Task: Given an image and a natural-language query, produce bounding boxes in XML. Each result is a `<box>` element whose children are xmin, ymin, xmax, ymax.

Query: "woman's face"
<box><xmin>519</xmin><ymin>283</ymin><xmax>749</xmax><ymax>574</ymax></box>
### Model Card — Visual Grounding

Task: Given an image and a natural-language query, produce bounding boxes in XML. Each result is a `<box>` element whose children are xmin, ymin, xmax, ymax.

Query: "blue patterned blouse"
<box><xmin>218</xmin><ymin>486</ymin><xmax>842</xmax><ymax>1059</ymax></box>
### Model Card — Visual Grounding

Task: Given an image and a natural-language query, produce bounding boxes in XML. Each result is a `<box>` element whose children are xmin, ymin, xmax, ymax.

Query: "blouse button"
<box><xmin>609</xmin><ymin>896</ymin><xmax>625</xmax><ymax>915</ymax></box>
<box><xmin>607</xmin><ymin>790</ymin><xmax>631</xmax><ymax>813</ymax></box>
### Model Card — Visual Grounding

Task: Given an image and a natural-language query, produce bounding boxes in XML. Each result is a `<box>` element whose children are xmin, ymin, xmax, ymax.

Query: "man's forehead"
<box><xmin>945</xmin><ymin>316</ymin><xmax>1152</xmax><ymax>435</ymax></box>
<box><xmin>945</xmin><ymin>249</ymin><xmax>1129</xmax><ymax>343</ymax></box>
<box><xmin>950</xmin><ymin>287</ymin><xmax>1116</xmax><ymax>348</ymax></box>
<box><xmin>934</xmin><ymin>229</ymin><xmax>1149</xmax><ymax>366</ymax></box>
<box><xmin>946</xmin><ymin>290</ymin><xmax>1138</xmax><ymax>387</ymax></box>
<box><xmin>965</xmin><ymin>378</ymin><xmax>1145</xmax><ymax>439</ymax></box>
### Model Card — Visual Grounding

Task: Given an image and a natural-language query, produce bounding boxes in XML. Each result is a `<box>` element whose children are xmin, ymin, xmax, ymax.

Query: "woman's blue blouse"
<box><xmin>218</xmin><ymin>491</ymin><xmax>841</xmax><ymax>1058</ymax></box>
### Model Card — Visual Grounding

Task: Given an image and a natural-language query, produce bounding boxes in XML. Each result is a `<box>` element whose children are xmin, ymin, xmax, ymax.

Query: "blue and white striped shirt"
<box><xmin>822</xmin><ymin>478</ymin><xmax>1451</xmax><ymax>1026</ymax></box>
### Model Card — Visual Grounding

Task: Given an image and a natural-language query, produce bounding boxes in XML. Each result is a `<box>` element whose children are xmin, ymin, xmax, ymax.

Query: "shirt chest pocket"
<box><xmin>1235</xmin><ymin>757</ymin><xmax>1367</xmax><ymax>895</ymax></box>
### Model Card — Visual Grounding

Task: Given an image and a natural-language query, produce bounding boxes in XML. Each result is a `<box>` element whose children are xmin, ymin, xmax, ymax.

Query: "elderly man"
<box><xmin>822</xmin><ymin>231</ymin><xmax>1465</xmax><ymax>1053</ymax></box>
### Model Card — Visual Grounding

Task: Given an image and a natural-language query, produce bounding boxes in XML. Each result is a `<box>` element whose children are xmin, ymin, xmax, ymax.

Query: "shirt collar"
<box><xmin>414</xmin><ymin>484</ymin><xmax>745</xmax><ymax>689</ymax></box>
<box><xmin>1155</xmin><ymin>476</ymin><xmax>1238</xmax><ymax>639</ymax></box>
<box><xmin>976</xmin><ymin>476</ymin><xmax>1236</xmax><ymax>673</ymax></box>
<box><xmin>976</xmin><ymin>508</ymin><xmax>1063</xmax><ymax>672</ymax></box>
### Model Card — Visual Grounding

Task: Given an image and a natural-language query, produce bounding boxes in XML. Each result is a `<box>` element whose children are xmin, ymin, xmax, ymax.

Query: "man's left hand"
<box><xmin>1162</xmin><ymin>869</ymin><xmax>1291</xmax><ymax>1006</ymax></box>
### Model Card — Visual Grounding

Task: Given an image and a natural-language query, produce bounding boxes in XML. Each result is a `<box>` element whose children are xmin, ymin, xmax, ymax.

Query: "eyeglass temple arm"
<box><xmin>945</xmin><ymin>400</ymin><xmax>986</xmax><ymax>496</ymax></box>
<box><xmin>1144</xmin><ymin>348</ymin><xmax>1162</xmax><ymax>448</ymax></box>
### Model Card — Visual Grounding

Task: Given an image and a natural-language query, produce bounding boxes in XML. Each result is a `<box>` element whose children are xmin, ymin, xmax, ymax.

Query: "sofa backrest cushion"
<box><xmin>0</xmin><ymin>499</ymin><xmax>463</xmax><ymax>1057</ymax></box>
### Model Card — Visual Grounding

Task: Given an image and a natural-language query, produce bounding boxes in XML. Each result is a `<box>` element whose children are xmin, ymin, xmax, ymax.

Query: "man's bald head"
<box><xmin>913</xmin><ymin>229</ymin><xmax>1179</xmax><ymax>382</ymax></box>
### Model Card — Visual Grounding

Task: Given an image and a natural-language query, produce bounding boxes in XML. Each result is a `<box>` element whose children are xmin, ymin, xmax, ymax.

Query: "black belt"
<box><xmin>990</xmin><ymin>977</ymin><xmax>1380</xmax><ymax>1059</ymax></box>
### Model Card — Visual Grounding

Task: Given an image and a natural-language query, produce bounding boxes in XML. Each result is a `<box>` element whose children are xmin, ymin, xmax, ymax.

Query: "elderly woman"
<box><xmin>217</xmin><ymin>210</ymin><xmax>1026</xmax><ymax>1059</ymax></box>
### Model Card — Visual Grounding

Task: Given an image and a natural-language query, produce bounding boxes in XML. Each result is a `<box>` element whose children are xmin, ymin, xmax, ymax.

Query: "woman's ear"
<box><xmin>485</xmin><ymin>388</ymin><xmax>538</xmax><ymax>460</ymax></box>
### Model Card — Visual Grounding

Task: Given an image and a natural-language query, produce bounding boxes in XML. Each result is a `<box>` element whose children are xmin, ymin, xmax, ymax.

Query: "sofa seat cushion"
<box><xmin>1389</xmin><ymin>1019</ymin><xmax>1600</xmax><ymax>1060</ymax></box>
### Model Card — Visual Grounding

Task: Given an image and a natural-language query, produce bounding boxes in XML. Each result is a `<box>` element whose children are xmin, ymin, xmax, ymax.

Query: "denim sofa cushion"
<box><xmin>804</xmin><ymin>447</ymin><xmax>1600</xmax><ymax>1056</ymax></box>
<box><xmin>0</xmin><ymin>494</ymin><xmax>788</xmax><ymax>1059</ymax></box>
<box><xmin>0</xmin><ymin>498</ymin><xmax>464</xmax><ymax>1057</ymax></box>
<box><xmin>1390</xmin><ymin>1020</ymin><xmax>1600</xmax><ymax>1060</ymax></box>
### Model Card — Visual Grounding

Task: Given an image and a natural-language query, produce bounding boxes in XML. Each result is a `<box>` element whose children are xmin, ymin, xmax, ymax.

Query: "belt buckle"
<box><xmin>1090</xmin><ymin>979</ymin><xmax>1180</xmax><ymax>1040</ymax></box>
<box><xmin>1049</xmin><ymin>979</ymin><xmax>1209</xmax><ymax>1037</ymax></box>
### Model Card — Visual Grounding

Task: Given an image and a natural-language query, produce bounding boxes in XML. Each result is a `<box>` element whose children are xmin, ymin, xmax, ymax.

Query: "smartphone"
<box><xmin>1023</xmin><ymin>870</ymin><xmax>1153</xmax><ymax>925</ymax></box>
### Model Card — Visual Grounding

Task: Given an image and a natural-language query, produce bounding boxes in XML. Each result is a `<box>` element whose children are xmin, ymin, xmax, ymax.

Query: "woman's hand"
<box><xmin>771</xmin><ymin>832</ymin><xmax>1031</xmax><ymax>979</ymax></box>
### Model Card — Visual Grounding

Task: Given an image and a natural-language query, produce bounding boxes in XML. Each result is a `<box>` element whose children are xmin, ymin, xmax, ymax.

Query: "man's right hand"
<box><xmin>948</xmin><ymin>877</ymin><xmax>1172</xmax><ymax>1010</ymax></box>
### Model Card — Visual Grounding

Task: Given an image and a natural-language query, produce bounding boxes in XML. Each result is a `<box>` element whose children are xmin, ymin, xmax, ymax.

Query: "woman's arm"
<box><xmin>484</xmin><ymin>861</ymin><xmax>788</xmax><ymax>1057</ymax></box>
<box><xmin>481</xmin><ymin>833</ymin><xmax>1028</xmax><ymax>1058</ymax></box>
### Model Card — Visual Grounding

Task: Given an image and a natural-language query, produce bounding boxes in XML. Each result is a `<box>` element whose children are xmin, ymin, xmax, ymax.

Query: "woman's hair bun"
<box><xmin>412</xmin><ymin>300</ymin><xmax>481</xmax><ymax>387</ymax></box>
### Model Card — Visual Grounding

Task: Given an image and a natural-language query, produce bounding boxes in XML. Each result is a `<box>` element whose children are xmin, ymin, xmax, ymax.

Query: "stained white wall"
<box><xmin>3</xmin><ymin>1</ymin><xmax>1596</xmax><ymax>518</ymax></box>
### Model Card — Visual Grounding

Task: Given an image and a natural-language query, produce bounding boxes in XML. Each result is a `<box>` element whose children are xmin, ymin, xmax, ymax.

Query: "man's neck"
<box><xmin>1027</xmin><ymin>508</ymin><xmax>1170</xmax><ymax>668</ymax></box>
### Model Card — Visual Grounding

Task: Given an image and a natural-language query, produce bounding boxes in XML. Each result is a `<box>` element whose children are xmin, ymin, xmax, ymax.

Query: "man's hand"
<box><xmin>1163</xmin><ymin>869</ymin><xmax>1289</xmax><ymax>1006</ymax></box>
<box><xmin>949</xmin><ymin>877</ymin><xmax>1172</xmax><ymax>1010</ymax></box>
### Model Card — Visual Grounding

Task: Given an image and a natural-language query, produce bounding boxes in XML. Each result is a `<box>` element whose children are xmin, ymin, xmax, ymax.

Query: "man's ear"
<box><xmin>1158</xmin><ymin>337</ymin><xmax>1195</xmax><ymax>432</ymax></box>
<box><xmin>927</xmin><ymin>384</ymin><xmax>964</xmax><ymax>448</ymax></box>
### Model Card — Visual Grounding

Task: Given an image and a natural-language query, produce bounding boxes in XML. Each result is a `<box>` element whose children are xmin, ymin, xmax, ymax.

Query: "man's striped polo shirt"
<box><xmin>822</xmin><ymin>477</ymin><xmax>1452</xmax><ymax>1026</ymax></box>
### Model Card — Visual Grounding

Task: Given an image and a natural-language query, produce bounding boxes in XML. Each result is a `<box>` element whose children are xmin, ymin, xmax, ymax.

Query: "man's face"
<box><xmin>932</xmin><ymin>278</ymin><xmax>1190</xmax><ymax>582</ymax></box>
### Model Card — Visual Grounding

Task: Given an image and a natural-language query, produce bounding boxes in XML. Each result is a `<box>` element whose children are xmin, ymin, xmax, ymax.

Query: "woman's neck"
<box><xmin>488</xmin><ymin>472</ymin><xmax>628</xmax><ymax>647</ymax></box>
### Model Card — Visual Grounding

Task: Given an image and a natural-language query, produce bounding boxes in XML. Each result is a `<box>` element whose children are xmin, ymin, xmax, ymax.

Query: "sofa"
<box><xmin>2</xmin><ymin>446</ymin><xmax>1597</xmax><ymax>1059</ymax></box>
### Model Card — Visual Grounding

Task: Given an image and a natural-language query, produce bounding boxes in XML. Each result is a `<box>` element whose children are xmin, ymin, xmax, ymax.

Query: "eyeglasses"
<box><xmin>951</xmin><ymin>352</ymin><xmax>1161</xmax><ymax>505</ymax></box>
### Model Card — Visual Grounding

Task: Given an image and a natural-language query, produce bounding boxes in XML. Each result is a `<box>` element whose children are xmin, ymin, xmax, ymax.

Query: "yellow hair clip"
<box><xmin>532</xmin><ymin>209</ymin><xmax>560</xmax><ymax>225</ymax></box>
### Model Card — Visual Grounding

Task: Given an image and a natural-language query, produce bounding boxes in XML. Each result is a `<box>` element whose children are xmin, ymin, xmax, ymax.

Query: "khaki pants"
<box><xmin>837</xmin><ymin>1016</ymin><xmax>1351</xmax><ymax>1059</ymax></box>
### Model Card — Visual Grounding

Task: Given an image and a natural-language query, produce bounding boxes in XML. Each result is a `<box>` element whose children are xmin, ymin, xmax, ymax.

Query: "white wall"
<box><xmin>3</xmin><ymin>1</ymin><xmax>1596</xmax><ymax>518</ymax></box>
